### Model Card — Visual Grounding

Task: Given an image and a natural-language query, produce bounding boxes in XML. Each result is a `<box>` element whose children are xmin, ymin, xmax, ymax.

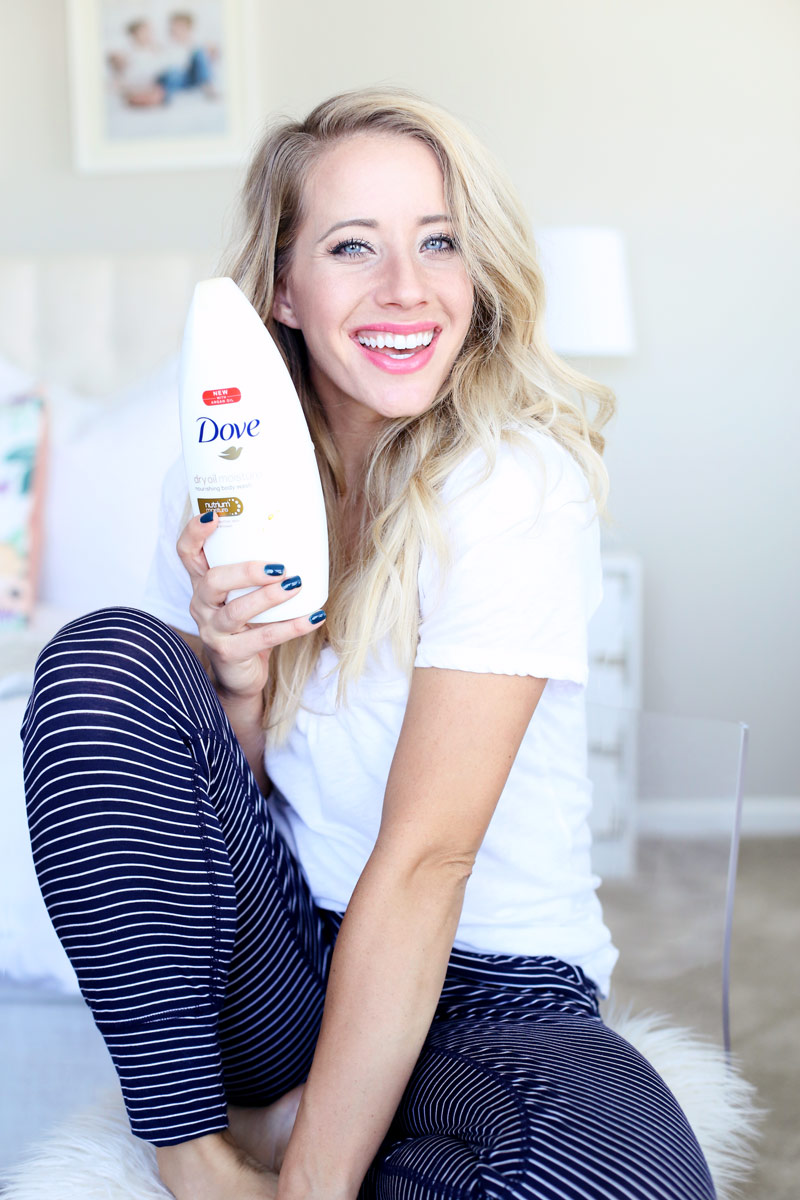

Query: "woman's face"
<box><xmin>272</xmin><ymin>133</ymin><xmax>475</xmax><ymax>434</ymax></box>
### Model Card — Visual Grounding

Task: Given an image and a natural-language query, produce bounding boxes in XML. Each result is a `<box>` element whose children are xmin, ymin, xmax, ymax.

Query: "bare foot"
<box><xmin>156</xmin><ymin>1130</ymin><xmax>279</xmax><ymax>1200</ymax></box>
<box><xmin>228</xmin><ymin>1084</ymin><xmax>304</xmax><ymax>1172</ymax></box>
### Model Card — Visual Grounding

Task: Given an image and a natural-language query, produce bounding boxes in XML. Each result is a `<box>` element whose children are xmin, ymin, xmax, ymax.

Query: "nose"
<box><xmin>372</xmin><ymin>248</ymin><xmax>429</xmax><ymax>310</ymax></box>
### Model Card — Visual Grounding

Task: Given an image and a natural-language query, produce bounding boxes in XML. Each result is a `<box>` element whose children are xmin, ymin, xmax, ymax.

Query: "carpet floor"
<box><xmin>600</xmin><ymin>836</ymin><xmax>799</xmax><ymax>1200</ymax></box>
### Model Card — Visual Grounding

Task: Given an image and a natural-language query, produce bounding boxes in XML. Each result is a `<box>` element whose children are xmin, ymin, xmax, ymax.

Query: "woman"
<box><xmin>22</xmin><ymin>89</ymin><xmax>716</xmax><ymax>1199</ymax></box>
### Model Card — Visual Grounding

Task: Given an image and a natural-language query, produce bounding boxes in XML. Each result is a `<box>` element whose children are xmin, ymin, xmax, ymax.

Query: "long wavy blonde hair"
<box><xmin>220</xmin><ymin>87</ymin><xmax>615</xmax><ymax>741</ymax></box>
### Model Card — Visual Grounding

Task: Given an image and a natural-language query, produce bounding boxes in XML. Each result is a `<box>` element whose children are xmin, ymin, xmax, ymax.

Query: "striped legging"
<box><xmin>21</xmin><ymin>608</ymin><xmax>716</xmax><ymax>1199</ymax></box>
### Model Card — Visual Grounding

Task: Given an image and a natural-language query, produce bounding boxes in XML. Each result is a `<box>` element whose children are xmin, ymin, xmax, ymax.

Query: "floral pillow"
<box><xmin>0</xmin><ymin>393</ymin><xmax>47</xmax><ymax>628</ymax></box>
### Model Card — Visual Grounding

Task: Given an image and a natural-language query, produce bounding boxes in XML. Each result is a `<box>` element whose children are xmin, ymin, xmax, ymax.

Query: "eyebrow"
<box><xmin>317</xmin><ymin>214</ymin><xmax>450</xmax><ymax>243</ymax></box>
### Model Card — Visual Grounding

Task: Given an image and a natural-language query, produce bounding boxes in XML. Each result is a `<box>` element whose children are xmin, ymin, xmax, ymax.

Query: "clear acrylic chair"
<box><xmin>587</xmin><ymin>704</ymin><xmax>748</xmax><ymax>1055</ymax></box>
<box><xmin>584</xmin><ymin>706</ymin><xmax>760</xmax><ymax>1195</ymax></box>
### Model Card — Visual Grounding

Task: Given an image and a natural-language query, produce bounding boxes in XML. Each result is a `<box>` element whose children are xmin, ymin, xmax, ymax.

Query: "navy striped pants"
<box><xmin>21</xmin><ymin>608</ymin><xmax>716</xmax><ymax>1199</ymax></box>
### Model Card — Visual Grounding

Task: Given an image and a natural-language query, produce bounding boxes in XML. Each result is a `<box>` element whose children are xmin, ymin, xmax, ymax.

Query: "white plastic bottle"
<box><xmin>179</xmin><ymin>276</ymin><xmax>328</xmax><ymax>622</ymax></box>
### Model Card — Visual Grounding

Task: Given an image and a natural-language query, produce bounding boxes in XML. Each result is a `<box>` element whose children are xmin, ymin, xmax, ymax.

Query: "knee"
<box><xmin>36</xmin><ymin>606</ymin><xmax>187</xmax><ymax>672</ymax></box>
<box><xmin>22</xmin><ymin>608</ymin><xmax>206</xmax><ymax>808</ymax></box>
<box><xmin>25</xmin><ymin>608</ymin><xmax>198</xmax><ymax>733</ymax></box>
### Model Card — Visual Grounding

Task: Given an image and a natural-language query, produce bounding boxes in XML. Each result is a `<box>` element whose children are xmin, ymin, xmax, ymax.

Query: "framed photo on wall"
<box><xmin>66</xmin><ymin>0</ymin><xmax>260</xmax><ymax>171</ymax></box>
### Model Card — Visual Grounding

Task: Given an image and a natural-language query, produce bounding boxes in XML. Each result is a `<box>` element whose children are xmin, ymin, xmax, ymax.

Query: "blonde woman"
<box><xmin>22</xmin><ymin>89</ymin><xmax>715</xmax><ymax>1199</ymax></box>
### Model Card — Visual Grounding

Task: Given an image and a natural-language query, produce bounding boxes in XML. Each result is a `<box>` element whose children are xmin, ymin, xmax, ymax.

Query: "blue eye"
<box><xmin>423</xmin><ymin>234</ymin><xmax>456</xmax><ymax>254</ymax></box>
<box><xmin>329</xmin><ymin>238</ymin><xmax>374</xmax><ymax>258</ymax></box>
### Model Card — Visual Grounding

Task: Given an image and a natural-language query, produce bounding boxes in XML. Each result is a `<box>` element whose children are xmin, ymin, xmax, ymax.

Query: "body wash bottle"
<box><xmin>179</xmin><ymin>276</ymin><xmax>328</xmax><ymax>622</ymax></box>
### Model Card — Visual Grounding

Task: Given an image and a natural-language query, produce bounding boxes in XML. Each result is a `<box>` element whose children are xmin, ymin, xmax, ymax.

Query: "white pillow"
<box><xmin>39</xmin><ymin>357</ymin><xmax>182</xmax><ymax>614</ymax></box>
<box><xmin>0</xmin><ymin>358</ymin><xmax>183</xmax><ymax>991</ymax></box>
<box><xmin>0</xmin><ymin>357</ymin><xmax>184</xmax><ymax>992</ymax></box>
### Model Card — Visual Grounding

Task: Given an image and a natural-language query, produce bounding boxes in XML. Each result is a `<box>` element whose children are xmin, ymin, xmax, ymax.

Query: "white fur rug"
<box><xmin>603</xmin><ymin>1010</ymin><xmax>762</xmax><ymax>1198</ymax></box>
<box><xmin>2</xmin><ymin>1012</ymin><xmax>760</xmax><ymax>1200</ymax></box>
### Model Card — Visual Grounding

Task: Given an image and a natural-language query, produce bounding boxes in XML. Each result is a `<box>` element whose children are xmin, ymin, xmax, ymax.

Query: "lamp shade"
<box><xmin>534</xmin><ymin>227</ymin><xmax>636</xmax><ymax>357</ymax></box>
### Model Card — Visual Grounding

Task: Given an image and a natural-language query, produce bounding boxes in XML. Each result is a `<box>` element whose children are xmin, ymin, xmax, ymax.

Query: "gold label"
<box><xmin>198</xmin><ymin>496</ymin><xmax>244</xmax><ymax>517</ymax></box>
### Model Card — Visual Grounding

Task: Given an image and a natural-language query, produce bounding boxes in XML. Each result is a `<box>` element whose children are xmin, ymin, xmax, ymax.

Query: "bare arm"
<box><xmin>277</xmin><ymin>666</ymin><xmax>547</xmax><ymax>1200</ymax></box>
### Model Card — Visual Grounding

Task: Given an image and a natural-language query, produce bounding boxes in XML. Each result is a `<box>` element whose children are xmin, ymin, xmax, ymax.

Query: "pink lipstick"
<box><xmin>351</xmin><ymin>323</ymin><xmax>440</xmax><ymax>375</ymax></box>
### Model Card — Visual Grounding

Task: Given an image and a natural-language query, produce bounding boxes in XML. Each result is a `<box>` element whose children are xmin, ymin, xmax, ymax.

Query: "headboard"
<box><xmin>0</xmin><ymin>253</ymin><xmax>219</xmax><ymax>397</ymax></box>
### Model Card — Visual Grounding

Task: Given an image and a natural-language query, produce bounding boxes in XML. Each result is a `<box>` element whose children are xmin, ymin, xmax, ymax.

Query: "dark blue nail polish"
<box><xmin>309</xmin><ymin>610</ymin><xmax>327</xmax><ymax>625</ymax></box>
<box><xmin>264</xmin><ymin>563</ymin><xmax>284</xmax><ymax>576</ymax></box>
<box><xmin>199</xmin><ymin>510</ymin><xmax>214</xmax><ymax>524</ymax></box>
<box><xmin>281</xmin><ymin>575</ymin><xmax>302</xmax><ymax>591</ymax></box>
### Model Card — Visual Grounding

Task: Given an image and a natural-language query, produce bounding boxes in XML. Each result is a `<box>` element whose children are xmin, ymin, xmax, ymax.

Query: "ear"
<box><xmin>272</xmin><ymin>277</ymin><xmax>301</xmax><ymax>329</ymax></box>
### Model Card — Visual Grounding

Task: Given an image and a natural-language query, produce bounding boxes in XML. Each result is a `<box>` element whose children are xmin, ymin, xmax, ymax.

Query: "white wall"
<box><xmin>1</xmin><ymin>0</ymin><xmax>797</xmax><ymax>798</ymax></box>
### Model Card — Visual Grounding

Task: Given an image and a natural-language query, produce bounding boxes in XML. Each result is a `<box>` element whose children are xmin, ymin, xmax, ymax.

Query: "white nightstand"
<box><xmin>587</xmin><ymin>553</ymin><xmax>642</xmax><ymax>878</ymax></box>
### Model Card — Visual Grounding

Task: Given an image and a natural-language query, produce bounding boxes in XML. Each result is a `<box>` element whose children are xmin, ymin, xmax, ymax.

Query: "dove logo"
<box><xmin>196</xmin><ymin>416</ymin><xmax>261</xmax><ymax>443</ymax></box>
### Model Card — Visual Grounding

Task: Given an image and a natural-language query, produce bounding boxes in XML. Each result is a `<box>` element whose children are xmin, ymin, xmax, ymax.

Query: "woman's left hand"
<box><xmin>176</xmin><ymin>509</ymin><xmax>323</xmax><ymax>702</ymax></box>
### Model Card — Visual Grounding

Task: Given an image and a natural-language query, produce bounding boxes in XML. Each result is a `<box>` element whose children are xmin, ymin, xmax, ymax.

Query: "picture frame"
<box><xmin>66</xmin><ymin>0</ymin><xmax>260</xmax><ymax>172</ymax></box>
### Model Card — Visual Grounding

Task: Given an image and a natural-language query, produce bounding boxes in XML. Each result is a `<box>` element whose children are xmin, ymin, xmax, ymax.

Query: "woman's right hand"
<box><xmin>176</xmin><ymin>511</ymin><xmax>325</xmax><ymax>702</ymax></box>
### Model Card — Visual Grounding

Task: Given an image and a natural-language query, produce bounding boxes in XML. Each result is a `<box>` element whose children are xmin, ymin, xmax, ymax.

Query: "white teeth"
<box><xmin>357</xmin><ymin>329</ymin><xmax>436</xmax><ymax>350</ymax></box>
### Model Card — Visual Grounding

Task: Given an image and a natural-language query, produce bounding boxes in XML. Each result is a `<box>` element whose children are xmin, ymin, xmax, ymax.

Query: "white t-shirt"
<box><xmin>143</xmin><ymin>428</ymin><xmax>618</xmax><ymax>994</ymax></box>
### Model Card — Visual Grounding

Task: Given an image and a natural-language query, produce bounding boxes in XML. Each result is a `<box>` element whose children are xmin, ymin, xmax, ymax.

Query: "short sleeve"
<box><xmin>141</xmin><ymin>455</ymin><xmax>199</xmax><ymax>636</ymax></box>
<box><xmin>415</xmin><ymin>432</ymin><xmax>602</xmax><ymax>685</ymax></box>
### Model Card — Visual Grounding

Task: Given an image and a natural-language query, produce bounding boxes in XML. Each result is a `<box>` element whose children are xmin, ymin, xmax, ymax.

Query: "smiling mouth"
<box><xmin>355</xmin><ymin>329</ymin><xmax>437</xmax><ymax>359</ymax></box>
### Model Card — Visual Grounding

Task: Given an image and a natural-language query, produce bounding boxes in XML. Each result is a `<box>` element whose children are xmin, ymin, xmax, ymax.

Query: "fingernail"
<box><xmin>309</xmin><ymin>610</ymin><xmax>327</xmax><ymax>625</ymax></box>
<box><xmin>281</xmin><ymin>575</ymin><xmax>302</xmax><ymax>591</ymax></box>
<box><xmin>199</xmin><ymin>510</ymin><xmax>214</xmax><ymax>524</ymax></box>
<box><xmin>264</xmin><ymin>563</ymin><xmax>284</xmax><ymax>576</ymax></box>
